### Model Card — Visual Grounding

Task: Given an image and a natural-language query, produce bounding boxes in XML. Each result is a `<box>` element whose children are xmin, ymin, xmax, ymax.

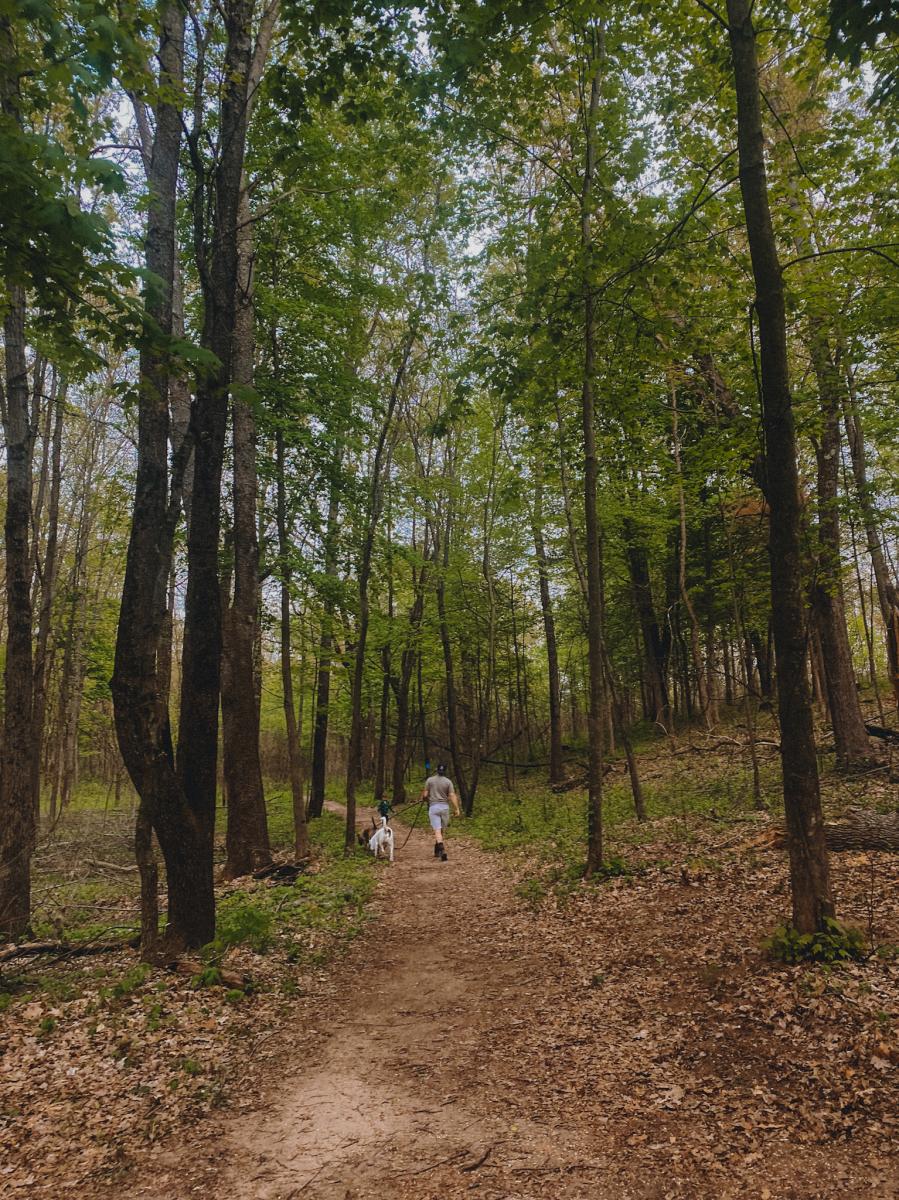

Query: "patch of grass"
<box><xmin>203</xmin><ymin>808</ymin><xmax>378</xmax><ymax>973</ymax></box>
<box><xmin>109</xmin><ymin>963</ymin><xmax>151</xmax><ymax>1000</ymax></box>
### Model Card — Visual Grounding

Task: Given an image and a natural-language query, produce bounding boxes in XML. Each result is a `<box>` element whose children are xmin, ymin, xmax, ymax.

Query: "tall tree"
<box><xmin>722</xmin><ymin>0</ymin><xmax>834</xmax><ymax>933</ymax></box>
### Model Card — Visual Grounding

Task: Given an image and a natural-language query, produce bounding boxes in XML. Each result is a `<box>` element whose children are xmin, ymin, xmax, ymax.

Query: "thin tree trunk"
<box><xmin>623</xmin><ymin>517</ymin><xmax>670</xmax><ymax>729</ymax></box>
<box><xmin>532</xmin><ymin>470</ymin><xmax>564</xmax><ymax>784</ymax></box>
<box><xmin>671</xmin><ymin>380</ymin><xmax>711</xmax><ymax>729</ymax></box>
<box><xmin>31</xmin><ymin>385</ymin><xmax>64</xmax><ymax>824</ymax></box>
<box><xmin>309</xmin><ymin>450</ymin><xmax>342</xmax><ymax>818</ymax></box>
<box><xmin>725</xmin><ymin>0</ymin><xmax>833</xmax><ymax>933</ymax></box>
<box><xmin>275</xmin><ymin>430</ymin><xmax>310</xmax><ymax>859</ymax></box>
<box><xmin>808</xmin><ymin>326</ymin><xmax>874</xmax><ymax>769</ymax></box>
<box><xmin>345</xmin><ymin>330</ymin><xmax>414</xmax><ymax>848</ymax></box>
<box><xmin>581</xmin><ymin>38</ymin><xmax>605</xmax><ymax>876</ymax></box>
<box><xmin>842</xmin><ymin>361</ymin><xmax>899</xmax><ymax>712</ymax></box>
<box><xmin>436</xmin><ymin>446</ymin><xmax>472</xmax><ymax>812</ymax></box>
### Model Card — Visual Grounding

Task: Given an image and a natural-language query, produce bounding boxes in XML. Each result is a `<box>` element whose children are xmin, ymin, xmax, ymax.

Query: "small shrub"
<box><xmin>145</xmin><ymin>1000</ymin><xmax>166</xmax><ymax>1031</ymax></box>
<box><xmin>515</xmin><ymin>877</ymin><xmax>546</xmax><ymax>908</ymax></box>
<box><xmin>111</xmin><ymin>963</ymin><xmax>151</xmax><ymax>999</ymax></box>
<box><xmin>202</xmin><ymin>897</ymin><xmax>273</xmax><ymax>966</ymax></box>
<box><xmin>593</xmin><ymin>854</ymin><xmax>636</xmax><ymax>881</ymax></box>
<box><xmin>764</xmin><ymin>918</ymin><xmax>867</xmax><ymax>965</ymax></box>
<box><xmin>190</xmin><ymin>966</ymin><xmax>223</xmax><ymax>989</ymax></box>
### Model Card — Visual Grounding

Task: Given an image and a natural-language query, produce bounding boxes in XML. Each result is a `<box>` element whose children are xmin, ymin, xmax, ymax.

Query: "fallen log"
<box><xmin>87</xmin><ymin>858</ymin><xmax>139</xmax><ymax>874</ymax></box>
<box><xmin>0</xmin><ymin>939</ymin><xmax>130</xmax><ymax>963</ymax></box>
<box><xmin>865</xmin><ymin>723</ymin><xmax>899</xmax><ymax>743</ymax></box>
<box><xmin>774</xmin><ymin>808</ymin><xmax>899</xmax><ymax>852</ymax></box>
<box><xmin>550</xmin><ymin>763</ymin><xmax>616</xmax><ymax>793</ymax></box>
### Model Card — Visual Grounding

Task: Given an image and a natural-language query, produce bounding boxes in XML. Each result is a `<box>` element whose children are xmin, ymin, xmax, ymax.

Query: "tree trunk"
<box><xmin>110</xmin><ymin>1</ymin><xmax>187</xmax><ymax>957</ymax></box>
<box><xmin>581</xmin><ymin>41</ymin><xmax>605</xmax><ymax>876</ymax></box>
<box><xmin>345</xmin><ymin>331</ymin><xmax>414</xmax><ymax>848</ymax></box>
<box><xmin>0</xmin><ymin>282</ymin><xmax>36</xmax><ymax>935</ymax></box>
<box><xmin>222</xmin><ymin>182</ymin><xmax>271</xmax><ymax>878</ymax></box>
<box><xmin>532</xmin><ymin>471</ymin><xmax>564</xmax><ymax>784</ymax></box>
<box><xmin>309</xmin><ymin>451</ymin><xmax>341</xmax><ymax>819</ymax></box>
<box><xmin>174</xmin><ymin>0</ymin><xmax>254</xmax><ymax>944</ymax></box>
<box><xmin>275</xmin><ymin>430</ymin><xmax>310</xmax><ymax>859</ymax></box>
<box><xmin>808</xmin><ymin>326</ymin><xmax>875</xmax><ymax>770</ymax></box>
<box><xmin>725</xmin><ymin>0</ymin><xmax>833</xmax><ymax>933</ymax></box>
<box><xmin>31</xmin><ymin>383</ymin><xmax>64</xmax><ymax>824</ymax></box>
<box><xmin>671</xmin><ymin>381</ymin><xmax>711</xmax><ymax>728</ymax></box>
<box><xmin>623</xmin><ymin>517</ymin><xmax>670</xmax><ymax>729</ymax></box>
<box><xmin>391</xmin><ymin>584</ymin><xmax>427</xmax><ymax>807</ymax></box>
<box><xmin>842</xmin><ymin>362</ymin><xmax>899</xmax><ymax>712</ymax></box>
<box><xmin>436</xmin><ymin>447</ymin><xmax>472</xmax><ymax>813</ymax></box>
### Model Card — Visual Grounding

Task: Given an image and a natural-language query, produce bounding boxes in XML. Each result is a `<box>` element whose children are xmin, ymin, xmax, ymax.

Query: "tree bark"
<box><xmin>623</xmin><ymin>517</ymin><xmax>670</xmax><ymax>729</ymax></box>
<box><xmin>807</xmin><ymin>325</ymin><xmax>875</xmax><ymax>770</ymax></box>
<box><xmin>435</xmin><ymin>462</ymin><xmax>472</xmax><ymax>813</ymax></box>
<box><xmin>580</xmin><ymin>39</ymin><xmax>605</xmax><ymax>876</ymax></box>
<box><xmin>173</xmin><ymin>0</ymin><xmax>254</xmax><ymax>944</ymax></box>
<box><xmin>725</xmin><ymin>0</ymin><xmax>834</xmax><ymax>933</ymax></box>
<box><xmin>309</xmin><ymin>449</ymin><xmax>341</xmax><ymax>818</ymax></box>
<box><xmin>222</xmin><ymin>182</ymin><xmax>271</xmax><ymax>878</ymax></box>
<box><xmin>275</xmin><ymin>429</ymin><xmax>310</xmax><ymax>859</ymax></box>
<box><xmin>842</xmin><ymin>362</ymin><xmax>899</xmax><ymax>712</ymax></box>
<box><xmin>532</xmin><ymin>469</ymin><xmax>564</xmax><ymax>785</ymax></box>
<box><xmin>110</xmin><ymin>1</ymin><xmax>188</xmax><ymax>956</ymax></box>
<box><xmin>0</xmin><ymin>282</ymin><xmax>36</xmax><ymax>935</ymax></box>
<box><xmin>31</xmin><ymin>382</ymin><xmax>65</xmax><ymax>824</ymax></box>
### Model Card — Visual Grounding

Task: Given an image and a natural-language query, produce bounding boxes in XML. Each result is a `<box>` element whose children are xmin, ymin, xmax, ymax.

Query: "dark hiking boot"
<box><xmin>440</xmin><ymin>849</ymin><xmax>448</xmax><ymax>861</ymax></box>
<box><xmin>433</xmin><ymin>841</ymin><xmax>441</xmax><ymax>858</ymax></box>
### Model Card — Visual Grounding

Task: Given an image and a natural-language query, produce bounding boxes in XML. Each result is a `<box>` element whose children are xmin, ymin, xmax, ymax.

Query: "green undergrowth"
<box><xmin>208</xmin><ymin>811</ymin><xmax>377</xmax><ymax>974</ymax></box>
<box><xmin>445</xmin><ymin>742</ymin><xmax>782</xmax><ymax>903</ymax></box>
<box><xmin>2</xmin><ymin>807</ymin><xmax>377</xmax><ymax>1012</ymax></box>
<box><xmin>764</xmin><ymin>918</ymin><xmax>868</xmax><ymax>965</ymax></box>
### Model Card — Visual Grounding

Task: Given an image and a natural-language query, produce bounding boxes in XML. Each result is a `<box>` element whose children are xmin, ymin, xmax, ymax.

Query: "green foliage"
<box><xmin>204</xmin><ymin>899</ymin><xmax>273</xmax><ymax>963</ymax></box>
<box><xmin>764</xmin><ymin>919</ymin><xmax>868</xmax><ymax>965</ymax></box>
<box><xmin>190</xmin><ymin>967</ymin><xmax>224</xmax><ymax>990</ymax></box>
<box><xmin>110</xmin><ymin>963</ymin><xmax>150</xmax><ymax>999</ymax></box>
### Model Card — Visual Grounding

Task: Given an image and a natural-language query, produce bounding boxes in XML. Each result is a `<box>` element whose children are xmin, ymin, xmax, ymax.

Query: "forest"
<box><xmin>1</xmin><ymin>1</ymin><xmax>898</xmax><ymax>1198</ymax></box>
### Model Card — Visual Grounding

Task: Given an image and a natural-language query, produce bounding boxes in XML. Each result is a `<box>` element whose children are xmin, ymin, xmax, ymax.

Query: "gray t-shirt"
<box><xmin>425</xmin><ymin>774</ymin><xmax>453</xmax><ymax>805</ymax></box>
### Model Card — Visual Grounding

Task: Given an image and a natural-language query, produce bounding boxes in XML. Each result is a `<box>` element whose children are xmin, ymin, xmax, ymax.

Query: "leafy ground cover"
<box><xmin>0</xmin><ymin>802</ymin><xmax>380</xmax><ymax>1195</ymax></box>
<box><xmin>3</xmin><ymin>720</ymin><xmax>899</xmax><ymax>1197</ymax></box>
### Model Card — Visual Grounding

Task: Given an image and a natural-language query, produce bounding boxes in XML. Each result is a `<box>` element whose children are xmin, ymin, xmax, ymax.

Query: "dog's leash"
<box><xmin>397</xmin><ymin>796</ymin><xmax>427</xmax><ymax>850</ymax></box>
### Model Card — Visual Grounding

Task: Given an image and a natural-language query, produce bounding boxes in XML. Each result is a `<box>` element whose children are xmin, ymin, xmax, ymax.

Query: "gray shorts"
<box><xmin>428</xmin><ymin>802</ymin><xmax>450</xmax><ymax>832</ymax></box>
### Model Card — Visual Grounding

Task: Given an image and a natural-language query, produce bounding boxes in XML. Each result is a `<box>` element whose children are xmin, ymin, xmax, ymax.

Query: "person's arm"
<box><xmin>419</xmin><ymin>783</ymin><xmax>428</xmax><ymax>801</ymax></box>
<box><xmin>450</xmin><ymin>788</ymin><xmax>461</xmax><ymax>818</ymax></box>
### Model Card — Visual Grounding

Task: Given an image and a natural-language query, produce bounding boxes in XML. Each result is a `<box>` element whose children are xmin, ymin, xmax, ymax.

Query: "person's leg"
<box><xmin>429</xmin><ymin>808</ymin><xmax>444</xmax><ymax>855</ymax></box>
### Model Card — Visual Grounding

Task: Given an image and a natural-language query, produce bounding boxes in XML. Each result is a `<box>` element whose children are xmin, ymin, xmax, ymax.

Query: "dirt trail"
<box><xmin>129</xmin><ymin>808</ymin><xmax>898</xmax><ymax>1200</ymax></box>
<box><xmin>157</xmin><ymin>809</ymin><xmax>608</xmax><ymax>1200</ymax></box>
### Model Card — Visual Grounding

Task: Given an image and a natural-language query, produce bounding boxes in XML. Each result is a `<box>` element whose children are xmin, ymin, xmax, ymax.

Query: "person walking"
<box><xmin>420</xmin><ymin>763</ymin><xmax>460</xmax><ymax>861</ymax></box>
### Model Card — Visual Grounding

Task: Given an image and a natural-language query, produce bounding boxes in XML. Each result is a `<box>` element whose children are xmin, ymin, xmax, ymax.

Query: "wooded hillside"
<box><xmin>1</xmin><ymin>5</ymin><xmax>898</xmax><ymax>1192</ymax></box>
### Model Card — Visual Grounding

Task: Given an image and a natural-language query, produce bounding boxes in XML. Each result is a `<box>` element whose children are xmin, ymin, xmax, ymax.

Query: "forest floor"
<box><xmin>2</xmin><ymin>734</ymin><xmax>899</xmax><ymax>1199</ymax></box>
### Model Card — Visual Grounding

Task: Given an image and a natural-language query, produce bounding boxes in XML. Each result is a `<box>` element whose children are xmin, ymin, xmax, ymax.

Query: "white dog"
<box><xmin>367</xmin><ymin>816</ymin><xmax>395</xmax><ymax>862</ymax></box>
